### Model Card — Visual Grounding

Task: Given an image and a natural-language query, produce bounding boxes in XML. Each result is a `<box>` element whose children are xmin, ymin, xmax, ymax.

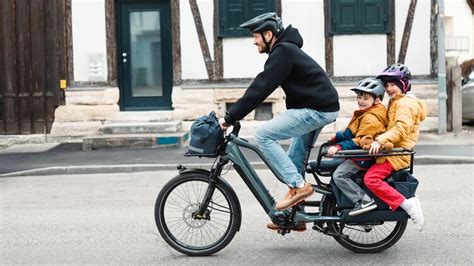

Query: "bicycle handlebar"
<box><xmin>231</xmin><ymin>121</ymin><xmax>241</xmax><ymax>136</ymax></box>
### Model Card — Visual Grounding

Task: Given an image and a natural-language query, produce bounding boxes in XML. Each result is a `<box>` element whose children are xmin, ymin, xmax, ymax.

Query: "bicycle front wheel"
<box><xmin>154</xmin><ymin>171</ymin><xmax>241</xmax><ymax>256</ymax></box>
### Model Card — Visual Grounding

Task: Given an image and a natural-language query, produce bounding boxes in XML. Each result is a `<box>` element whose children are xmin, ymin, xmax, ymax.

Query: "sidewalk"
<box><xmin>0</xmin><ymin>130</ymin><xmax>473</xmax><ymax>177</ymax></box>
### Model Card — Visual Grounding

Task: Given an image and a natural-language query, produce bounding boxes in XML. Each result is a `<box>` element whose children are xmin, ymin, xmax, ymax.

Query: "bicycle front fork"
<box><xmin>195</xmin><ymin>158</ymin><xmax>228</xmax><ymax>218</ymax></box>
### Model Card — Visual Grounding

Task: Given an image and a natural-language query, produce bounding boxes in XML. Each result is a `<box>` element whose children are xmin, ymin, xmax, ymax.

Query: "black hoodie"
<box><xmin>225</xmin><ymin>25</ymin><xmax>340</xmax><ymax>124</ymax></box>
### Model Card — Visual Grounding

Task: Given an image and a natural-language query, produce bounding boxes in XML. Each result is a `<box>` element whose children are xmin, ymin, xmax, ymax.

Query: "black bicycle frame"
<box><xmin>216</xmin><ymin>133</ymin><xmax>340</xmax><ymax>224</ymax></box>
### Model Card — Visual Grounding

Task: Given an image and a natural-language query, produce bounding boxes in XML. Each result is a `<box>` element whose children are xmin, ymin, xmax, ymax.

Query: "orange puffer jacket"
<box><xmin>375</xmin><ymin>94</ymin><xmax>427</xmax><ymax>170</ymax></box>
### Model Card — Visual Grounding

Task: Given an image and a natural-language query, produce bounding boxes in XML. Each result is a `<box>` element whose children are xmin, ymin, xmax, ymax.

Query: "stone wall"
<box><xmin>174</xmin><ymin>82</ymin><xmax>439</xmax><ymax>134</ymax></box>
<box><xmin>50</xmin><ymin>87</ymin><xmax>120</xmax><ymax>141</ymax></box>
<box><xmin>172</xmin><ymin>85</ymin><xmax>285</xmax><ymax>121</ymax></box>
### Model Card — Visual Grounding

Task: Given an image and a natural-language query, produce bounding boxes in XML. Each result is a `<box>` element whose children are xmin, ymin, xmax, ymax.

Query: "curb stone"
<box><xmin>1</xmin><ymin>156</ymin><xmax>473</xmax><ymax>177</ymax></box>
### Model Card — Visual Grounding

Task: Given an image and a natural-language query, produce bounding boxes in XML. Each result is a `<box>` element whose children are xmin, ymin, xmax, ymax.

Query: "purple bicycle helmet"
<box><xmin>377</xmin><ymin>63</ymin><xmax>412</xmax><ymax>93</ymax></box>
<box><xmin>377</xmin><ymin>63</ymin><xmax>412</xmax><ymax>80</ymax></box>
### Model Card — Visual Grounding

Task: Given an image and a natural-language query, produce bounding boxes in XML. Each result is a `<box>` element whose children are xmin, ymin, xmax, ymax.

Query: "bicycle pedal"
<box><xmin>277</xmin><ymin>229</ymin><xmax>291</xmax><ymax>235</ymax></box>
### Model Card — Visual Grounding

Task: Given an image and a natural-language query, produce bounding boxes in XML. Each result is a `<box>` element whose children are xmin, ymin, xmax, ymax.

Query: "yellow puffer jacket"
<box><xmin>375</xmin><ymin>94</ymin><xmax>427</xmax><ymax>170</ymax></box>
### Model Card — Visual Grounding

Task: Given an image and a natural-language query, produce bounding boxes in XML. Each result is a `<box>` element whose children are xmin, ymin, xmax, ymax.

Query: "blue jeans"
<box><xmin>255</xmin><ymin>108</ymin><xmax>338</xmax><ymax>187</ymax></box>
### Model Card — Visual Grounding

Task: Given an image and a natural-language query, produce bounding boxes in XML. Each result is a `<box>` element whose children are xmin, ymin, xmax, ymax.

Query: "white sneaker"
<box><xmin>406</xmin><ymin>197</ymin><xmax>424</xmax><ymax>232</ymax></box>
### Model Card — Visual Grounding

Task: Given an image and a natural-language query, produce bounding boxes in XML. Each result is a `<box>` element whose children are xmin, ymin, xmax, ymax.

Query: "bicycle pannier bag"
<box><xmin>188</xmin><ymin>111</ymin><xmax>224</xmax><ymax>156</ymax></box>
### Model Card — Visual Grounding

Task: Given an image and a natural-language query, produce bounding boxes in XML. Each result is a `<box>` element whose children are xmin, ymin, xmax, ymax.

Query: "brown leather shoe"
<box><xmin>266</xmin><ymin>222</ymin><xmax>306</xmax><ymax>232</ymax></box>
<box><xmin>275</xmin><ymin>182</ymin><xmax>314</xmax><ymax>210</ymax></box>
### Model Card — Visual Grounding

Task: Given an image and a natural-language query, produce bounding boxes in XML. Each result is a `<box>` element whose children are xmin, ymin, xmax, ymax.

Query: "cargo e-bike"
<box><xmin>154</xmin><ymin>122</ymin><xmax>418</xmax><ymax>256</ymax></box>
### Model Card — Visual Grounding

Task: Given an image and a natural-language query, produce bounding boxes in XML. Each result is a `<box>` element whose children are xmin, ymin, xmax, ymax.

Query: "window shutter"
<box><xmin>332</xmin><ymin>0</ymin><xmax>359</xmax><ymax>34</ymax></box>
<box><xmin>331</xmin><ymin>0</ymin><xmax>389</xmax><ymax>34</ymax></box>
<box><xmin>360</xmin><ymin>0</ymin><xmax>388</xmax><ymax>33</ymax></box>
<box><xmin>219</xmin><ymin>0</ymin><xmax>275</xmax><ymax>37</ymax></box>
<box><xmin>248</xmin><ymin>0</ymin><xmax>273</xmax><ymax>18</ymax></box>
<box><xmin>219</xmin><ymin>0</ymin><xmax>247</xmax><ymax>37</ymax></box>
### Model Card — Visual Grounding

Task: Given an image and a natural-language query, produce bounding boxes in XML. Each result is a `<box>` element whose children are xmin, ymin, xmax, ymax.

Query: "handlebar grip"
<box><xmin>231</xmin><ymin>121</ymin><xmax>241</xmax><ymax>136</ymax></box>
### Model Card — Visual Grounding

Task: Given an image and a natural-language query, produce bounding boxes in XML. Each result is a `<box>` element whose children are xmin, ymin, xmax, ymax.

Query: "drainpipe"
<box><xmin>437</xmin><ymin>0</ymin><xmax>447</xmax><ymax>134</ymax></box>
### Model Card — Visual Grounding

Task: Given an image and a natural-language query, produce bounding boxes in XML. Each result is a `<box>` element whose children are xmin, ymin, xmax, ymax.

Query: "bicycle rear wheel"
<box><xmin>154</xmin><ymin>171</ymin><xmax>241</xmax><ymax>256</ymax></box>
<box><xmin>324</xmin><ymin>197</ymin><xmax>407</xmax><ymax>253</ymax></box>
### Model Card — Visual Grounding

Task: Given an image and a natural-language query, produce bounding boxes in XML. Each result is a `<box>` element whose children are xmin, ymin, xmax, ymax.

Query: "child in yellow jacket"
<box><xmin>365</xmin><ymin>63</ymin><xmax>426</xmax><ymax>231</ymax></box>
<box><xmin>327</xmin><ymin>78</ymin><xmax>388</xmax><ymax>216</ymax></box>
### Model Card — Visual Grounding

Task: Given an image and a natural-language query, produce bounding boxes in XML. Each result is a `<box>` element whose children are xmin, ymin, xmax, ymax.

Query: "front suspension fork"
<box><xmin>195</xmin><ymin>158</ymin><xmax>228</xmax><ymax>217</ymax></box>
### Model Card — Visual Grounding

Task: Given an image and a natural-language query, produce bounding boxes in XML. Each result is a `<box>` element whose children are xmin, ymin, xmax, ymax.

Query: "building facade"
<box><xmin>1</xmin><ymin>0</ymin><xmax>473</xmax><ymax>143</ymax></box>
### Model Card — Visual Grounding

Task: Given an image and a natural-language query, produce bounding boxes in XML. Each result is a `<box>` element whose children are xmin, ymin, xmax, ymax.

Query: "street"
<box><xmin>1</xmin><ymin>164</ymin><xmax>473</xmax><ymax>264</ymax></box>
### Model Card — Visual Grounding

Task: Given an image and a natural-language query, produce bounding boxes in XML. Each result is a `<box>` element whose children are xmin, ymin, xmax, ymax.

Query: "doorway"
<box><xmin>117</xmin><ymin>0</ymin><xmax>172</xmax><ymax>110</ymax></box>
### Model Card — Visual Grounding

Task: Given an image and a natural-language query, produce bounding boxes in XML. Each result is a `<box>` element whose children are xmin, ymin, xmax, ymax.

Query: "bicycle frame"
<box><xmin>192</xmin><ymin>122</ymin><xmax>415</xmax><ymax>225</ymax></box>
<box><xmin>201</xmin><ymin>131</ymin><xmax>341</xmax><ymax>224</ymax></box>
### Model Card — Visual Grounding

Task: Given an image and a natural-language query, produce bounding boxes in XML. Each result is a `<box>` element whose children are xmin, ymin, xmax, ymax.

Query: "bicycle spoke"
<box><xmin>162</xmin><ymin>179</ymin><xmax>232</xmax><ymax>249</ymax></box>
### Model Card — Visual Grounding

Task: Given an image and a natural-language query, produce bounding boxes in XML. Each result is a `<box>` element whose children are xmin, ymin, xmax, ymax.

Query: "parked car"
<box><xmin>462</xmin><ymin>71</ymin><xmax>474</xmax><ymax>122</ymax></box>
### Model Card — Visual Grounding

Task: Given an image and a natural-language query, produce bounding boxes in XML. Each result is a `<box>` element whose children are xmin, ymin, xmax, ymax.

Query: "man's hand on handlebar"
<box><xmin>219</xmin><ymin>118</ymin><xmax>230</xmax><ymax>130</ymax></box>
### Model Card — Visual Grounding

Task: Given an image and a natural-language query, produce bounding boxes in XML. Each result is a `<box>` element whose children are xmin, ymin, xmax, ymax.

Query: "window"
<box><xmin>219</xmin><ymin>0</ymin><xmax>275</xmax><ymax>37</ymax></box>
<box><xmin>331</xmin><ymin>0</ymin><xmax>390</xmax><ymax>34</ymax></box>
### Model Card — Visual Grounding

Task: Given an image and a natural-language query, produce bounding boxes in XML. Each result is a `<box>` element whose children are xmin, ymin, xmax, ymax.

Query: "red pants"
<box><xmin>364</xmin><ymin>161</ymin><xmax>405</xmax><ymax>210</ymax></box>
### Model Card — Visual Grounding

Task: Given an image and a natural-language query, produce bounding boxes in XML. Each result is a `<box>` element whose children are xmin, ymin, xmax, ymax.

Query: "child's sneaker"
<box><xmin>348</xmin><ymin>198</ymin><xmax>377</xmax><ymax>216</ymax></box>
<box><xmin>405</xmin><ymin>197</ymin><xmax>424</xmax><ymax>232</ymax></box>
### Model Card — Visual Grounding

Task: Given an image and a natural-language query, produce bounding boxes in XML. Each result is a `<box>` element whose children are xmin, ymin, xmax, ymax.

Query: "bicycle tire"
<box><xmin>154</xmin><ymin>171</ymin><xmax>241</xmax><ymax>256</ymax></box>
<box><xmin>324</xmin><ymin>196</ymin><xmax>407</xmax><ymax>253</ymax></box>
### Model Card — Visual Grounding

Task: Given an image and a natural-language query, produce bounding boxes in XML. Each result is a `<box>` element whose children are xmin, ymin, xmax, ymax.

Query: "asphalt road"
<box><xmin>0</xmin><ymin>142</ymin><xmax>473</xmax><ymax>174</ymax></box>
<box><xmin>1</xmin><ymin>165</ymin><xmax>473</xmax><ymax>264</ymax></box>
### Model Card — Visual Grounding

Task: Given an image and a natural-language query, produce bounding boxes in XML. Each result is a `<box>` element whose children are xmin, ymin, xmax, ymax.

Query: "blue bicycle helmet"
<box><xmin>351</xmin><ymin>78</ymin><xmax>386</xmax><ymax>101</ymax></box>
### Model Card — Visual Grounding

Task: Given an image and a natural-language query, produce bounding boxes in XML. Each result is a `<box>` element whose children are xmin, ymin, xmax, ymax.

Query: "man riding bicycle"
<box><xmin>218</xmin><ymin>13</ymin><xmax>340</xmax><ymax>228</ymax></box>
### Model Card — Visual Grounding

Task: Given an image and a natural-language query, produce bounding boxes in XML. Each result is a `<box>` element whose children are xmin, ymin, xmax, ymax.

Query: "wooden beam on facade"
<box><xmin>172</xmin><ymin>0</ymin><xmax>182</xmax><ymax>84</ymax></box>
<box><xmin>387</xmin><ymin>0</ymin><xmax>396</xmax><ymax>66</ymax></box>
<box><xmin>398</xmin><ymin>0</ymin><xmax>417</xmax><ymax>64</ymax></box>
<box><xmin>213</xmin><ymin>0</ymin><xmax>223</xmax><ymax>80</ymax></box>
<box><xmin>276</xmin><ymin>0</ymin><xmax>282</xmax><ymax>17</ymax></box>
<box><xmin>189</xmin><ymin>0</ymin><xmax>215</xmax><ymax>80</ymax></box>
<box><xmin>323</xmin><ymin>0</ymin><xmax>334</xmax><ymax>77</ymax></box>
<box><xmin>430</xmin><ymin>0</ymin><xmax>438</xmax><ymax>77</ymax></box>
<box><xmin>105</xmin><ymin>0</ymin><xmax>117</xmax><ymax>86</ymax></box>
<box><xmin>65</xmin><ymin>0</ymin><xmax>74</xmax><ymax>87</ymax></box>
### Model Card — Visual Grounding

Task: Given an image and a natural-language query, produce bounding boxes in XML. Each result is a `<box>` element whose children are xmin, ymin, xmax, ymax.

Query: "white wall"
<box><xmin>223</xmin><ymin>0</ymin><xmax>328</xmax><ymax>79</ymax></box>
<box><xmin>333</xmin><ymin>35</ymin><xmax>387</xmax><ymax>76</ymax></box>
<box><xmin>282</xmin><ymin>0</ymin><xmax>326</xmax><ymax>69</ymax></box>
<box><xmin>395</xmin><ymin>0</ymin><xmax>431</xmax><ymax>75</ymax></box>
<box><xmin>72</xmin><ymin>0</ymin><xmax>107</xmax><ymax>82</ymax></box>
<box><xmin>222</xmin><ymin>38</ymin><xmax>267</xmax><ymax>79</ymax></box>
<box><xmin>180</xmin><ymin>0</ymin><xmax>214</xmax><ymax>79</ymax></box>
<box><xmin>180</xmin><ymin>0</ymin><xmax>434</xmax><ymax>79</ymax></box>
<box><xmin>445</xmin><ymin>0</ymin><xmax>473</xmax><ymax>64</ymax></box>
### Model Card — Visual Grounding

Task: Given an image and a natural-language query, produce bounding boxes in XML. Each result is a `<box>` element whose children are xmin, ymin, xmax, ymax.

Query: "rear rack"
<box><xmin>329</xmin><ymin>148</ymin><xmax>415</xmax><ymax>158</ymax></box>
<box><xmin>312</xmin><ymin>143</ymin><xmax>416</xmax><ymax>177</ymax></box>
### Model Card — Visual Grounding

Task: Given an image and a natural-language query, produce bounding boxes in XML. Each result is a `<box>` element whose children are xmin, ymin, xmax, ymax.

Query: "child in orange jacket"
<box><xmin>328</xmin><ymin>78</ymin><xmax>388</xmax><ymax>216</ymax></box>
<box><xmin>365</xmin><ymin>63</ymin><xmax>426</xmax><ymax>231</ymax></box>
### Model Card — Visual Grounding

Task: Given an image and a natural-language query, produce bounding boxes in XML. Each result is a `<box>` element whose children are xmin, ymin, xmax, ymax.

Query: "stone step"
<box><xmin>99</xmin><ymin>121</ymin><xmax>182</xmax><ymax>134</ymax></box>
<box><xmin>109</xmin><ymin>111</ymin><xmax>173</xmax><ymax>123</ymax></box>
<box><xmin>82</xmin><ymin>131</ymin><xmax>189</xmax><ymax>151</ymax></box>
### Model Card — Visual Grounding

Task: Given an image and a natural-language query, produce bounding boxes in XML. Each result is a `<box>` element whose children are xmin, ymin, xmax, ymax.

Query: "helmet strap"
<box><xmin>400</xmin><ymin>79</ymin><xmax>411</xmax><ymax>93</ymax></box>
<box><xmin>260</xmin><ymin>31</ymin><xmax>274</xmax><ymax>53</ymax></box>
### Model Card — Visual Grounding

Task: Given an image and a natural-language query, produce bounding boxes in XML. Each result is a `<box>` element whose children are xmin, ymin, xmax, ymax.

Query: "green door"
<box><xmin>118</xmin><ymin>0</ymin><xmax>172</xmax><ymax>110</ymax></box>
